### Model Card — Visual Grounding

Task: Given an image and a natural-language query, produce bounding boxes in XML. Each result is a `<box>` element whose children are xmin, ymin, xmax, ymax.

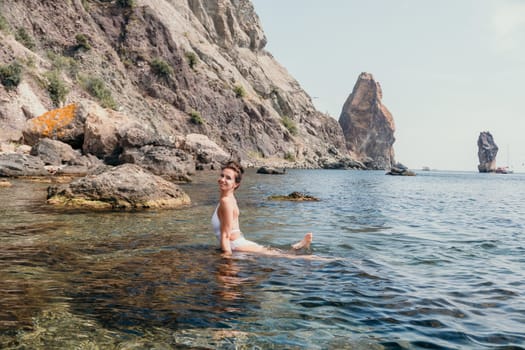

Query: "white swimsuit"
<box><xmin>211</xmin><ymin>205</ymin><xmax>257</xmax><ymax>250</ymax></box>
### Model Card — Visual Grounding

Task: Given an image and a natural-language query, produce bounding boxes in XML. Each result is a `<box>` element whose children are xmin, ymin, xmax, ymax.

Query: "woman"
<box><xmin>211</xmin><ymin>161</ymin><xmax>313</xmax><ymax>256</ymax></box>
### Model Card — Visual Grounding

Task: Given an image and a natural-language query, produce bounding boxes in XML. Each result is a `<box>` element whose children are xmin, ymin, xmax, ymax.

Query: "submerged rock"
<box><xmin>321</xmin><ymin>156</ymin><xmax>366</xmax><ymax>170</ymax></box>
<box><xmin>257</xmin><ymin>166</ymin><xmax>286</xmax><ymax>175</ymax></box>
<box><xmin>268</xmin><ymin>191</ymin><xmax>320</xmax><ymax>201</ymax></box>
<box><xmin>386</xmin><ymin>163</ymin><xmax>416</xmax><ymax>176</ymax></box>
<box><xmin>47</xmin><ymin>163</ymin><xmax>190</xmax><ymax>210</ymax></box>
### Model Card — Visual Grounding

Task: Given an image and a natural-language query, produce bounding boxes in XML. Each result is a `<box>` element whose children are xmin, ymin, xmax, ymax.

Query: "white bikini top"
<box><xmin>211</xmin><ymin>204</ymin><xmax>241</xmax><ymax>242</ymax></box>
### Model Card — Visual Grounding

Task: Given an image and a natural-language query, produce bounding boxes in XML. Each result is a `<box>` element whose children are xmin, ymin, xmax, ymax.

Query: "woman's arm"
<box><xmin>218</xmin><ymin>199</ymin><xmax>234</xmax><ymax>255</ymax></box>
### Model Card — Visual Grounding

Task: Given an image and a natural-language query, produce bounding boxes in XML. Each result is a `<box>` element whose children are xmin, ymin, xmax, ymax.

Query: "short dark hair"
<box><xmin>222</xmin><ymin>161</ymin><xmax>244</xmax><ymax>185</ymax></box>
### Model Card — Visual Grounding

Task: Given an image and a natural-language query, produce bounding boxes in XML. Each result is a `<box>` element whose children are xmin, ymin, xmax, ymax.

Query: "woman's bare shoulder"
<box><xmin>219</xmin><ymin>196</ymin><xmax>235</xmax><ymax>209</ymax></box>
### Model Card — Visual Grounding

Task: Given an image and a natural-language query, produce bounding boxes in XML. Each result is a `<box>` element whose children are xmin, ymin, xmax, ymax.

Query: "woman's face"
<box><xmin>218</xmin><ymin>168</ymin><xmax>239</xmax><ymax>191</ymax></box>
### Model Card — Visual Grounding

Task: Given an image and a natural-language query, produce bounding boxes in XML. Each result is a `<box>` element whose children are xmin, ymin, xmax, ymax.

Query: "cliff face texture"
<box><xmin>0</xmin><ymin>0</ymin><xmax>347</xmax><ymax>168</ymax></box>
<box><xmin>338</xmin><ymin>72</ymin><xmax>396</xmax><ymax>170</ymax></box>
<box><xmin>0</xmin><ymin>1</ymin><xmax>400</xmax><ymax>172</ymax></box>
<box><xmin>477</xmin><ymin>131</ymin><xmax>498</xmax><ymax>173</ymax></box>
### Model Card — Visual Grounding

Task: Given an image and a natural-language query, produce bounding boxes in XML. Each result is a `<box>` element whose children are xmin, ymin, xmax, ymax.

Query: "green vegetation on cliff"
<box><xmin>0</xmin><ymin>61</ymin><xmax>23</xmax><ymax>91</ymax></box>
<box><xmin>79</xmin><ymin>75</ymin><xmax>117</xmax><ymax>110</ymax></box>
<box><xmin>15</xmin><ymin>27</ymin><xmax>35</xmax><ymax>50</ymax></box>
<box><xmin>45</xmin><ymin>71</ymin><xmax>69</xmax><ymax>107</ymax></box>
<box><xmin>150</xmin><ymin>58</ymin><xmax>173</xmax><ymax>80</ymax></box>
<box><xmin>281</xmin><ymin>115</ymin><xmax>298</xmax><ymax>136</ymax></box>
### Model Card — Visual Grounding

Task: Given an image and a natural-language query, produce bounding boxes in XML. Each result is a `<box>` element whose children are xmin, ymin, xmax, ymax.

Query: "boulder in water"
<box><xmin>257</xmin><ymin>166</ymin><xmax>286</xmax><ymax>175</ymax></box>
<box><xmin>386</xmin><ymin>163</ymin><xmax>416</xmax><ymax>176</ymax></box>
<box><xmin>47</xmin><ymin>163</ymin><xmax>191</xmax><ymax>210</ymax></box>
<box><xmin>268</xmin><ymin>191</ymin><xmax>319</xmax><ymax>201</ymax></box>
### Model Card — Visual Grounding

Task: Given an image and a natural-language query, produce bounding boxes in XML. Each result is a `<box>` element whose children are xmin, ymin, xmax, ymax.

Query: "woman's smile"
<box><xmin>218</xmin><ymin>168</ymin><xmax>238</xmax><ymax>191</ymax></box>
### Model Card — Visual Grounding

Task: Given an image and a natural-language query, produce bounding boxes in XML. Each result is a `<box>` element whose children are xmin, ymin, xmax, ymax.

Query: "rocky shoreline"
<box><xmin>0</xmin><ymin>0</ymin><xmax>411</xmax><ymax>210</ymax></box>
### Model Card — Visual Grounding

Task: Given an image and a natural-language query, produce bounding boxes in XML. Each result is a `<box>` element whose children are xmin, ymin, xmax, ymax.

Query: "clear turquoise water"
<box><xmin>0</xmin><ymin>170</ymin><xmax>524</xmax><ymax>349</ymax></box>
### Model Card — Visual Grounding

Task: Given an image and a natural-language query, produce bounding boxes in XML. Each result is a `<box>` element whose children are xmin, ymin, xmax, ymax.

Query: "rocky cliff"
<box><xmin>0</xmin><ymin>0</ymin><xmax>349</xmax><ymax>170</ymax></box>
<box><xmin>477</xmin><ymin>131</ymin><xmax>498</xmax><ymax>173</ymax></box>
<box><xmin>338</xmin><ymin>72</ymin><xmax>396</xmax><ymax>170</ymax></box>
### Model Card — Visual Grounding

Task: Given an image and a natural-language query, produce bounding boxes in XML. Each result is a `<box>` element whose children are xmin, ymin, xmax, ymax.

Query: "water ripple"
<box><xmin>1</xmin><ymin>171</ymin><xmax>525</xmax><ymax>349</ymax></box>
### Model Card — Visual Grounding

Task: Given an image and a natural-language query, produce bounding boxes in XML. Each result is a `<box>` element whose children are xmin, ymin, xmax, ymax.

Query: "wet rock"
<box><xmin>268</xmin><ymin>191</ymin><xmax>320</xmax><ymax>201</ymax></box>
<box><xmin>386</xmin><ymin>163</ymin><xmax>416</xmax><ymax>176</ymax></box>
<box><xmin>321</xmin><ymin>157</ymin><xmax>366</xmax><ymax>170</ymax></box>
<box><xmin>0</xmin><ymin>153</ymin><xmax>49</xmax><ymax>177</ymax></box>
<box><xmin>47</xmin><ymin>163</ymin><xmax>191</xmax><ymax>210</ymax></box>
<box><xmin>256</xmin><ymin>166</ymin><xmax>286</xmax><ymax>175</ymax></box>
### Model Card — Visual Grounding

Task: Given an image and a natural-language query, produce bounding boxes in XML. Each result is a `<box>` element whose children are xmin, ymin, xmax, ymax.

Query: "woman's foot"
<box><xmin>291</xmin><ymin>232</ymin><xmax>313</xmax><ymax>250</ymax></box>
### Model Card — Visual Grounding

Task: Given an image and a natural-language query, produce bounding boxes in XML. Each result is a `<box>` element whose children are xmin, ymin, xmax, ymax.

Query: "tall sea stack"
<box><xmin>477</xmin><ymin>131</ymin><xmax>498</xmax><ymax>172</ymax></box>
<box><xmin>338</xmin><ymin>72</ymin><xmax>396</xmax><ymax>170</ymax></box>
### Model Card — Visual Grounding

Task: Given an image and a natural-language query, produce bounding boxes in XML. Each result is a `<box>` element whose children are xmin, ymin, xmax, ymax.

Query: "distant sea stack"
<box><xmin>338</xmin><ymin>72</ymin><xmax>396</xmax><ymax>170</ymax></box>
<box><xmin>477</xmin><ymin>131</ymin><xmax>498</xmax><ymax>173</ymax></box>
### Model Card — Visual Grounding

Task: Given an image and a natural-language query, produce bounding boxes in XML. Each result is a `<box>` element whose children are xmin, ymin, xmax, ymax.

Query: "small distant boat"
<box><xmin>421</xmin><ymin>166</ymin><xmax>430</xmax><ymax>171</ymax></box>
<box><xmin>495</xmin><ymin>166</ymin><xmax>513</xmax><ymax>174</ymax></box>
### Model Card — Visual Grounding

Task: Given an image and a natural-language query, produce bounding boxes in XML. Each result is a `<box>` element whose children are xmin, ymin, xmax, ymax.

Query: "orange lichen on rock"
<box><xmin>29</xmin><ymin>103</ymin><xmax>77</xmax><ymax>138</ymax></box>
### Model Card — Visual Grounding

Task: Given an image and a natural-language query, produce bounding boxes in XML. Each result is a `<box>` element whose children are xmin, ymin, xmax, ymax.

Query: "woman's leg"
<box><xmin>230</xmin><ymin>237</ymin><xmax>268</xmax><ymax>253</ymax></box>
<box><xmin>232</xmin><ymin>233</ymin><xmax>313</xmax><ymax>255</ymax></box>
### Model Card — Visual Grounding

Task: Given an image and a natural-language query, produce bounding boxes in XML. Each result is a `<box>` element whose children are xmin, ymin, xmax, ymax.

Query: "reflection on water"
<box><xmin>1</xmin><ymin>170</ymin><xmax>525</xmax><ymax>349</ymax></box>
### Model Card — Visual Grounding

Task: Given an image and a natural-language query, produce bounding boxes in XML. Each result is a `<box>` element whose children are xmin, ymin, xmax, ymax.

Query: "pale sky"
<box><xmin>252</xmin><ymin>0</ymin><xmax>525</xmax><ymax>172</ymax></box>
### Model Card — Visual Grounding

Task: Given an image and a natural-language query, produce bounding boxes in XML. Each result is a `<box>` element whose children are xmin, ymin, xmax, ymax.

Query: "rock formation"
<box><xmin>386</xmin><ymin>163</ymin><xmax>416</xmax><ymax>176</ymax></box>
<box><xmin>477</xmin><ymin>131</ymin><xmax>498</xmax><ymax>173</ymax></box>
<box><xmin>0</xmin><ymin>0</ymin><xmax>349</xmax><ymax>170</ymax></box>
<box><xmin>47</xmin><ymin>163</ymin><xmax>191</xmax><ymax>210</ymax></box>
<box><xmin>338</xmin><ymin>72</ymin><xmax>396</xmax><ymax>170</ymax></box>
<box><xmin>267</xmin><ymin>191</ymin><xmax>320</xmax><ymax>201</ymax></box>
<box><xmin>256</xmin><ymin>166</ymin><xmax>286</xmax><ymax>175</ymax></box>
<box><xmin>0</xmin><ymin>153</ymin><xmax>49</xmax><ymax>177</ymax></box>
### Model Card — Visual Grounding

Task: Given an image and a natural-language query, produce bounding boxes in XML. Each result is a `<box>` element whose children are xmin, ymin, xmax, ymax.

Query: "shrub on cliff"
<box><xmin>189</xmin><ymin>111</ymin><xmax>203</xmax><ymax>125</ymax></box>
<box><xmin>234</xmin><ymin>85</ymin><xmax>246</xmax><ymax>98</ymax></box>
<box><xmin>0</xmin><ymin>14</ymin><xmax>9</xmax><ymax>32</ymax></box>
<box><xmin>79</xmin><ymin>75</ymin><xmax>117</xmax><ymax>110</ymax></box>
<box><xmin>81</xmin><ymin>0</ymin><xmax>90</xmax><ymax>10</ymax></box>
<box><xmin>0</xmin><ymin>61</ymin><xmax>23</xmax><ymax>91</ymax></box>
<box><xmin>15</xmin><ymin>27</ymin><xmax>35</xmax><ymax>50</ymax></box>
<box><xmin>185</xmin><ymin>52</ymin><xmax>198</xmax><ymax>69</ymax></box>
<box><xmin>281</xmin><ymin>116</ymin><xmax>298</xmax><ymax>136</ymax></box>
<box><xmin>151</xmin><ymin>58</ymin><xmax>173</xmax><ymax>80</ymax></box>
<box><xmin>117</xmin><ymin>0</ymin><xmax>136</xmax><ymax>8</ymax></box>
<box><xmin>75</xmin><ymin>33</ymin><xmax>91</xmax><ymax>51</ymax></box>
<box><xmin>45</xmin><ymin>71</ymin><xmax>69</xmax><ymax>107</ymax></box>
<box><xmin>284</xmin><ymin>152</ymin><xmax>296</xmax><ymax>162</ymax></box>
<box><xmin>47</xmin><ymin>51</ymin><xmax>78</xmax><ymax>76</ymax></box>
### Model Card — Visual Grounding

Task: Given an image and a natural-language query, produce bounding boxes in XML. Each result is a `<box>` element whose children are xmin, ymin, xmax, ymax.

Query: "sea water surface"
<box><xmin>0</xmin><ymin>169</ymin><xmax>524</xmax><ymax>349</ymax></box>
